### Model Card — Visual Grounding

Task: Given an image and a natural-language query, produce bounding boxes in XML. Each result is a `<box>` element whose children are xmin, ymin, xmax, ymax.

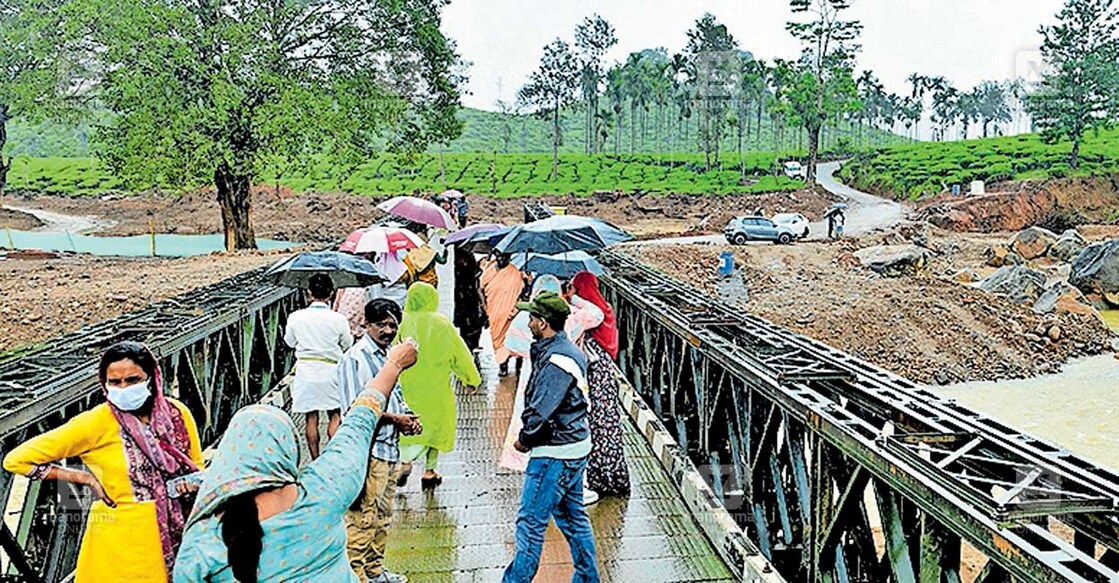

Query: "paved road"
<box><xmin>636</xmin><ymin>162</ymin><xmax>904</xmax><ymax>247</ymax></box>
<box><xmin>811</xmin><ymin>161</ymin><xmax>903</xmax><ymax>238</ymax></box>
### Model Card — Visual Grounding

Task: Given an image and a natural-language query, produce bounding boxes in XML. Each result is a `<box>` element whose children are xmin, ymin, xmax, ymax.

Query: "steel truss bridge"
<box><xmin>0</xmin><ymin>268</ymin><xmax>299</xmax><ymax>582</ymax></box>
<box><xmin>0</xmin><ymin>246</ymin><xmax>1118</xmax><ymax>582</ymax></box>
<box><xmin>599</xmin><ymin>251</ymin><xmax>1119</xmax><ymax>583</ymax></box>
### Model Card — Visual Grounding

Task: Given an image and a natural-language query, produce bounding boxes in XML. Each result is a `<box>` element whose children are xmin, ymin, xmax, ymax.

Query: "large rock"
<box><xmin>853</xmin><ymin>245</ymin><xmax>930</xmax><ymax>277</ymax></box>
<box><xmin>1032</xmin><ymin>281</ymin><xmax>1096</xmax><ymax>316</ymax></box>
<box><xmin>1069</xmin><ymin>239</ymin><xmax>1119</xmax><ymax>307</ymax></box>
<box><xmin>979</xmin><ymin>265</ymin><xmax>1047</xmax><ymax>305</ymax></box>
<box><xmin>1010</xmin><ymin>226</ymin><xmax>1058</xmax><ymax>260</ymax></box>
<box><xmin>1048</xmin><ymin>229</ymin><xmax>1087</xmax><ymax>263</ymax></box>
<box><xmin>985</xmin><ymin>243</ymin><xmax>1023</xmax><ymax>267</ymax></box>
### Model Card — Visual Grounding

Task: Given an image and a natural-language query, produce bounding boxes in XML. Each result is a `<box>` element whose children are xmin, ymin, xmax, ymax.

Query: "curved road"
<box><xmin>811</xmin><ymin>161</ymin><xmax>903</xmax><ymax>238</ymax></box>
<box><xmin>2</xmin><ymin>205</ymin><xmax>116</xmax><ymax>234</ymax></box>
<box><xmin>637</xmin><ymin>161</ymin><xmax>904</xmax><ymax>246</ymax></box>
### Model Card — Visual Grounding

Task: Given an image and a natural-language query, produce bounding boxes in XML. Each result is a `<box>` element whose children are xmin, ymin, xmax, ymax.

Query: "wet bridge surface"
<box><xmin>381</xmin><ymin>356</ymin><xmax>734</xmax><ymax>582</ymax></box>
<box><xmin>371</xmin><ymin>253</ymin><xmax>735</xmax><ymax>582</ymax></box>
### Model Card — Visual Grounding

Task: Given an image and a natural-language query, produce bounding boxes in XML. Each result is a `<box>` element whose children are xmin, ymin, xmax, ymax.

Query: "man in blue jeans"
<box><xmin>504</xmin><ymin>291</ymin><xmax>600</xmax><ymax>583</ymax></box>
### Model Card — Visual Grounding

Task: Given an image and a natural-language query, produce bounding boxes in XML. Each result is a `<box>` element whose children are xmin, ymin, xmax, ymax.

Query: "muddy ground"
<box><xmin>626</xmin><ymin>224</ymin><xmax>1115</xmax><ymax>385</ymax></box>
<box><xmin>1</xmin><ymin>187</ymin><xmax>838</xmax><ymax>242</ymax></box>
<box><xmin>0</xmin><ymin>188</ymin><xmax>835</xmax><ymax>353</ymax></box>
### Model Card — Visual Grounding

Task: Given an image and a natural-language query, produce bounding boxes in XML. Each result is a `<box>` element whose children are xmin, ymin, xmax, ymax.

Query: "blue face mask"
<box><xmin>106</xmin><ymin>381</ymin><xmax>151</xmax><ymax>411</ymax></box>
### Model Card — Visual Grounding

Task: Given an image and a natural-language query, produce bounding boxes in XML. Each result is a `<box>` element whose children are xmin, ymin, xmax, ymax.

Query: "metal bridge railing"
<box><xmin>0</xmin><ymin>267</ymin><xmax>299</xmax><ymax>582</ymax></box>
<box><xmin>599</xmin><ymin>250</ymin><xmax>1119</xmax><ymax>583</ymax></box>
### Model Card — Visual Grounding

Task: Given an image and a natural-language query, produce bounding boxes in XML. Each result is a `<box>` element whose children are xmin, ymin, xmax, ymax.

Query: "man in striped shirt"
<box><xmin>337</xmin><ymin>298</ymin><xmax>421</xmax><ymax>583</ymax></box>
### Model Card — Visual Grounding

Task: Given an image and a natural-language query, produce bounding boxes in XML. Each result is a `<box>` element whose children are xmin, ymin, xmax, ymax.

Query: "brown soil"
<box><xmin>0</xmin><ymin>252</ymin><xmax>287</xmax><ymax>352</ymax></box>
<box><xmin>916</xmin><ymin>175</ymin><xmax>1119</xmax><ymax>233</ymax></box>
<box><xmin>0</xmin><ymin>187</ymin><xmax>835</xmax><ymax>353</ymax></box>
<box><xmin>0</xmin><ymin>207</ymin><xmax>43</xmax><ymax>230</ymax></box>
<box><xmin>1</xmin><ymin>186</ymin><xmax>838</xmax><ymax>242</ymax></box>
<box><xmin>625</xmin><ymin>224</ymin><xmax>1115</xmax><ymax>385</ymax></box>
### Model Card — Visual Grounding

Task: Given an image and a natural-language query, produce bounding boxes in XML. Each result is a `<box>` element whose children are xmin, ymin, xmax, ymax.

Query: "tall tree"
<box><xmin>519</xmin><ymin>38</ymin><xmax>579</xmax><ymax>180</ymax></box>
<box><xmin>85</xmin><ymin>0</ymin><xmax>462</xmax><ymax>250</ymax></box>
<box><xmin>975</xmin><ymin>80</ymin><xmax>1011</xmax><ymax>137</ymax></box>
<box><xmin>575</xmin><ymin>15</ymin><xmax>617</xmax><ymax>155</ymax></box>
<box><xmin>685</xmin><ymin>13</ymin><xmax>739</xmax><ymax>171</ymax></box>
<box><xmin>786</xmin><ymin>0</ymin><xmax>863</xmax><ymax>185</ymax></box>
<box><xmin>1026</xmin><ymin>0</ymin><xmax>1119</xmax><ymax>168</ymax></box>
<box><xmin>0</xmin><ymin>0</ymin><xmax>87</xmax><ymax>195</ymax></box>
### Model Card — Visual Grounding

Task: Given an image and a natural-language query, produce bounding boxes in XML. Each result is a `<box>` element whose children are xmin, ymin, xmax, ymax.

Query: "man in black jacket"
<box><xmin>504</xmin><ymin>291</ymin><xmax>600</xmax><ymax>583</ymax></box>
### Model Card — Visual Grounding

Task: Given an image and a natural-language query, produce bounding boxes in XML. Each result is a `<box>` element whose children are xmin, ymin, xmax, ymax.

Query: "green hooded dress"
<box><xmin>397</xmin><ymin>283</ymin><xmax>482</xmax><ymax>453</ymax></box>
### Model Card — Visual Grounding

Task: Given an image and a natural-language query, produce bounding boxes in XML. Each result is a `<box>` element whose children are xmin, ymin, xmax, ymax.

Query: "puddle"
<box><xmin>2</xmin><ymin>229</ymin><xmax>300</xmax><ymax>258</ymax></box>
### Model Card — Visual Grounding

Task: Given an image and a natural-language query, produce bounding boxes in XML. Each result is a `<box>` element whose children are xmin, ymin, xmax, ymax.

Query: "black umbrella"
<box><xmin>265</xmin><ymin>251</ymin><xmax>385</xmax><ymax>289</ymax></box>
<box><xmin>494</xmin><ymin>215</ymin><xmax>632</xmax><ymax>255</ymax></box>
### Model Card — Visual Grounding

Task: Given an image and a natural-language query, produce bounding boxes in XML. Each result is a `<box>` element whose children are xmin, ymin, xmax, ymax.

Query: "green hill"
<box><xmin>6</xmin><ymin>105</ymin><xmax>904</xmax><ymax>158</ymax></box>
<box><xmin>837</xmin><ymin>129</ymin><xmax>1119</xmax><ymax>200</ymax></box>
<box><xmin>6</xmin><ymin>152</ymin><xmax>804</xmax><ymax>198</ymax></box>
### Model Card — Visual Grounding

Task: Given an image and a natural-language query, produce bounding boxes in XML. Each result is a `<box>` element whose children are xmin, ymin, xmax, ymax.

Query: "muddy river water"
<box><xmin>936</xmin><ymin>311</ymin><xmax>1119</xmax><ymax>472</ymax></box>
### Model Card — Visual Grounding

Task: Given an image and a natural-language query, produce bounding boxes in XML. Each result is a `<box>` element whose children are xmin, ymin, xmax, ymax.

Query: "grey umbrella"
<box><xmin>494</xmin><ymin>215</ymin><xmax>632</xmax><ymax>255</ymax></box>
<box><xmin>265</xmin><ymin>251</ymin><xmax>386</xmax><ymax>289</ymax></box>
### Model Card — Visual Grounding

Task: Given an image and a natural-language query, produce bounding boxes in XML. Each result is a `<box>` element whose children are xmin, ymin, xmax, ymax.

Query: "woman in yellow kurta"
<box><xmin>3</xmin><ymin>341</ymin><xmax>204</xmax><ymax>582</ymax></box>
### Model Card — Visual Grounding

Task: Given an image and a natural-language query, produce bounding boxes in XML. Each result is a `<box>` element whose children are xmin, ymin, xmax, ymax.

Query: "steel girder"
<box><xmin>599</xmin><ymin>251</ymin><xmax>1119</xmax><ymax>583</ymax></box>
<box><xmin>0</xmin><ymin>266</ymin><xmax>299</xmax><ymax>582</ymax></box>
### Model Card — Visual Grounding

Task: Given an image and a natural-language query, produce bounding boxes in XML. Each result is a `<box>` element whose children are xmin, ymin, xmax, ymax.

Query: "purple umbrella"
<box><xmin>377</xmin><ymin>196</ymin><xmax>457</xmax><ymax>230</ymax></box>
<box><xmin>444</xmin><ymin>223</ymin><xmax>505</xmax><ymax>245</ymax></box>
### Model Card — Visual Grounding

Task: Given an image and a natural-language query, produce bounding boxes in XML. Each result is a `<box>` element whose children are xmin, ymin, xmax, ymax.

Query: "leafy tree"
<box><xmin>785</xmin><ymin>0</ymin><xmax>862</xmax><ymax>184</ymax></box>
<box><xmin>0</xmin><ymin>0</ymin><xmax>87</xmax><ymax>195</ymax></box>
<box><xmin>519</xmin><ymin>38</ymin><xmax>579</xmax><ymax>180</ymax></box>
<box><xmin>1026</xmin><ymin>0</ymin><xmax>1119</xmax><ymax>168</ymax></box>
<box><xmin>575</xmin><ymin>15</ymin><xmax>617</xmax><ymax>155</ymax></box>
<box><xmin>686</xmin><ymin>13</ymin><xmax>739</xmax><ymax>171</ymax></box>
<box><xmin>85</xmin><ymin>0</ymin><xmax>463</xmax><ymax>250</ymax></box>
<box><xmin>975</xmin><ymin>80</ymin><xmax>1011</xmax><ymax>137</ymax></box>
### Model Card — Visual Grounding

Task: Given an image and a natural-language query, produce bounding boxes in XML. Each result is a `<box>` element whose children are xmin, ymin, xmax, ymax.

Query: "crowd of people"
<box><xmin>3</xmin><ymin>204</ymin><xmax>631</xmax><ymax>583</ymax></box>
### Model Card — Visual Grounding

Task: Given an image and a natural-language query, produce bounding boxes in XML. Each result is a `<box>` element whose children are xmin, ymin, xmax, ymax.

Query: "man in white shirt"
<box><xmin>284</xmin><ymin>273</ymin><xmax>353</xmax><ymax>459</ymax></box>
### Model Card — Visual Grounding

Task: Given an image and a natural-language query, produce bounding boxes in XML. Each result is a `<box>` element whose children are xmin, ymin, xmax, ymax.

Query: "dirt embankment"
<box><xmin>0</xmin><ymin>252</ymin><xmax>285</xmax><ymax>352</ymax></box>
<box><xmin>1</xmin><ymin>187</ymin><xmax>837</xmax><ymax>241</ymax></box>
<box><xmin>626</xmin><ymin>226</ymin><xmax>1114</xmax><ymax>385</ymax></box>
<box><xmin>0</xmin><ymin>186</ymin><xmax>835</xmax><ymax>353</ymax></box>
<box><xmin>0</xmin><ymin>206</ymin><xmax>44</xmax><ymax>230</ymax></box>
<box><xmin>915</xmin><ymin>175</ymin><xmax>1119</xmax><ymax>233</ymax></box>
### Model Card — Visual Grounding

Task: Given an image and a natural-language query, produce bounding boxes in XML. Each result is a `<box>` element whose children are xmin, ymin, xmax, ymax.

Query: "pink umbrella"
<box><xmin>441</xmin><ymin>189</ymin><xmax>465</xmax><ymax>199</ymax></box>
<box><xmin>378</xmin><ymin>196</ymin><xmax>457</xmax><ymax>230</ymax></box>
<box><xmin>339</xmin><ymin>226</ymin><xmax>424</xmax><ymax>255</ymax></box>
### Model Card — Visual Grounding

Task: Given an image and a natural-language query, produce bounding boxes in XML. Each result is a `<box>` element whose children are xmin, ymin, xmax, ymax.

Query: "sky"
<box><xmin>441</xmin><ymin>0</ymin><xmax>1064</xmax><ymax>111</ymax></box>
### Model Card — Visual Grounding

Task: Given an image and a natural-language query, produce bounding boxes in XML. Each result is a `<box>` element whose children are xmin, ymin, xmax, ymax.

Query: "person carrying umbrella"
<box><xmin>284</xmin><ymin>274</ymin><xmax>353</xmax><ymax>460</ymax></box>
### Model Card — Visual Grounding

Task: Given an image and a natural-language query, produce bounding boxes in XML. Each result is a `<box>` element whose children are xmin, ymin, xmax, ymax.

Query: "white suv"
<box><xmin>783</xmin><ymin>161</ymin><xmax>805</xmax><ymax>180</ymax></box>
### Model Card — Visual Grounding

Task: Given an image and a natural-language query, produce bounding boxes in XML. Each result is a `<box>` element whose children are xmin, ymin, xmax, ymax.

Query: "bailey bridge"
<box><xmin>1</xmin><ymin>242</ymin><xmax>1118</xmax><ymax>582</ymax></box>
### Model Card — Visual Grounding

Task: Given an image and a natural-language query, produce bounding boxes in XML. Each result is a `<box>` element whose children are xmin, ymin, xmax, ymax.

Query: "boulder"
<box><xmin>853</xmin><ymin>245</ymin><xmax>930</xmax><ymax>277</ymax></box>
<box><xmin>1069</xmin><ymin>239</ymin><xmax>1119</xmax><ymax>307</ymax></box>
<box><xmin>1032</xmin><ymin>281</ymin><xmax>1096</xmax><ymax>316</ymax></box>
<box><xmin>952</xmin><ymin>268</ymin><xmax>978</xmax><ymax>284</ymax></box>
<box><xmin>979</xmin><ymin>265</ymin><xmax>1047</xmax><ymax>305</ymax></box>
<box><xmin>1010</xmin><ymin>226</ymin><xmax>1058</xmax><ymax>260</ymax></box>
<box><xmin>1048</xmin><ymin>229</ymin><xmax>1087</xmax><ymax>263</ymax></box>
<box><xmin>985</xmin><ymin>243</ymin><xmax>1023</xmax><ymax>267</ymax></box>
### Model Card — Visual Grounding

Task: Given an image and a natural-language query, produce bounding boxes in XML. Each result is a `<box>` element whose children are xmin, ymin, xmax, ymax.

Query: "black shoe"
<box><xmin>420</xmin><ymin>474</ymin><xmax>443</xmax><ymax>490</ymax></box>
<box><xmin>396</xmin><ymin>471</ymin><xmax>411</xmax><ymax>488</ymax></box>
<box><xmin>498</xmin><ymin>363</ymin><xmax>509</xmax><ymax>377</ymax></box>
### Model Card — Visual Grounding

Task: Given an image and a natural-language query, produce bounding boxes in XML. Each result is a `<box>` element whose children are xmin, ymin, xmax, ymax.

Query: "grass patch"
<box><xmin>7</xmin><ymin>153</ymin><xmax>806</xmax><ymax>198</ymax></box>
<box><xmin>838</xmin><ymin>128</ymin><xmax>1119</xmax><ymax>200</ymax></box>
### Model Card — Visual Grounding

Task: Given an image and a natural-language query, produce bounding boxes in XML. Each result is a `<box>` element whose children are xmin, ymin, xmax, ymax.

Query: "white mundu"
<box><xmin>284</xmin><ymin>301</ymin><xmax>353</xmax><ymax>413</ymax></box>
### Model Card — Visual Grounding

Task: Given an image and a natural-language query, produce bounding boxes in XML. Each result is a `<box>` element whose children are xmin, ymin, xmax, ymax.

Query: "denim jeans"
<box><xmin>503</xmin><ymin>456</ymin><xmax>600</xmax><ymax>582</ymax></box>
